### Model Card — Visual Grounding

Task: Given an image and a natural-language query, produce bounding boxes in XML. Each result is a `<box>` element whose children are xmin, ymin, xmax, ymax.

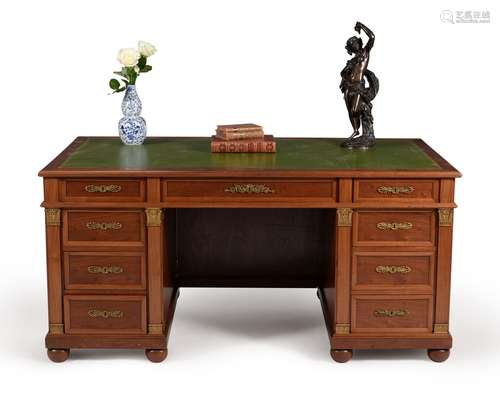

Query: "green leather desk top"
<box><xmin>40</xmin><ymin>137</ymin><xmax>459</xmax><ymax>176</ymax></box>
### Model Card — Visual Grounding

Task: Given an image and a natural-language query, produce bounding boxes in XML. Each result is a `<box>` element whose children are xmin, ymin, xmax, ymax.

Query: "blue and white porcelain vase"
<box><xmin>118</xmin><ymin>85</ymin><xmax>147</xmax><ymax>145</ymax></box>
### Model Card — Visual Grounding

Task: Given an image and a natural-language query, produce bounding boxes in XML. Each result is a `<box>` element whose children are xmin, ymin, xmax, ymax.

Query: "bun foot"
<box><xmin>47</xmin><ymin>348</ymin><xmax>70</xmax><ymax>363</ymax></box>
<box><xmin>427</xmin><ymin>349</ymin><xmax>450</xmax><ymax>363</ymax></box>
<box><xmin>145</xmin><ymin>349</ymin><xmax>168</xmax><ymax>363</ymax></box>
<box><xmin>330</xmin><ymin>349</ymin><xmax>353</xmax><ymax>363</ymax></box>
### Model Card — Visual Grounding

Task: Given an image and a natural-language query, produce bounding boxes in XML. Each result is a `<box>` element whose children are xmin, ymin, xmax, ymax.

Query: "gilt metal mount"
<box><xmin>335</xmin><ymin>324</ymin><xmax>351</xmax><ymax>334</ymax></box>
<box><xmin>337</xmin><ymin>208</ymin><xmax>353</xmax><ymax>226</ymax></box>
<box><xmin>224</xmin><ymin>184</ymin><xmax>275</xmax><ymax>194</ymax></box>
<box><xmin>145</xmin><ymin>208</ymin><xmax>163</xmax><ymax>227</ymax></box>
<box><xmin>438</xmin><ymin>209</ymin><xmax>453</xmax><ymax>226</ymax></box>
<box><xmin>45</xmin><ymin>208</ymin><xmax>61</xmax><ymax>226</ymax></box>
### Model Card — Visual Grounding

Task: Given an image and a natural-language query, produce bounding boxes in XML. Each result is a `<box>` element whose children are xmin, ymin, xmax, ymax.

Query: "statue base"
<box><xmin>341</xmin><ymin>135</ymin><xmax>375</xmax><ymax>150</ymax></box>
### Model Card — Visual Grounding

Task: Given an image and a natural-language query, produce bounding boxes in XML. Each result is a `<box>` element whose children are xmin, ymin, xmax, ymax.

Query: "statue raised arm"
<box><xmin>355</xmin><ymin>22</ymin><xmax>375</xmax><ymax>51</ymax></box>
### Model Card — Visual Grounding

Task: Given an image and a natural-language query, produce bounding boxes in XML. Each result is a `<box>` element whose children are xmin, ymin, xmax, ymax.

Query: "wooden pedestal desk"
<box><xmin>39</xmin><ymin>137</ymin><xmax>460</xmax><ymax>363</ymax></box>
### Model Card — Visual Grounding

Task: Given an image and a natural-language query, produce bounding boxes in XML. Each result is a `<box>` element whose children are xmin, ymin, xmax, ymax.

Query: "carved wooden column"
<box><xmin>45</xmin><ymin>207</ymin><xmax>64</xmax><ymax>335</ymax></box>
<box><xmin>334</xmin><ymin>179</ymin><xmax>353</xmax><ymax>336</ymax></box>
<box><xmin>335</xmin><ymin>207</ymin><xmax>352</xmax><ymax>335</ymax></box>
<box><xmin>434</xmin><ymin>178</ymin><xmax>455</xmax><ymax>335</ymax></box>
<box><xmin>43</xmin><ymin>178</ymin><xmax>64</xmax><ymax>337</ymax></box>
<box><xmin>146</xmin><ymin>208</ymin><xmax>164</xmax><ymax>335</ymax></box>
<box><xmin>329</xmin><ymin>178</ymin><xmax>354</xmax><ymax>363</ymax></box>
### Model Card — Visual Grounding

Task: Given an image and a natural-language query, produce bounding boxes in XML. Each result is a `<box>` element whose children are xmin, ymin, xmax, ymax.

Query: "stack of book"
<box><xmin>211</xmin><ymin>123</ymin><xmax>276</xmax><ymax>153</ymax></box>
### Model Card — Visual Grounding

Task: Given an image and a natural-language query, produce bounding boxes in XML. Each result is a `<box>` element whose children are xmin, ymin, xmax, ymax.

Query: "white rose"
<box><xmin>138</xmin><ymin>41</ymin><xmax>156</xmax><ymax>57</ymax></box>
<box><xmin>117</xmin><ymin>48</ymin><xmax>141</xmax><ymax>67</ymax></box>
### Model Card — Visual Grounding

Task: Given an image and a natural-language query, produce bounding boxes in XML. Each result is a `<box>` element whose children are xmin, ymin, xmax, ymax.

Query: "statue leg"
<box><xmin>347</xmin><ymin>113</ymin><xmax>360</xmax><ymax>139</ymax></box>
<box><xmin>349</xmin><ymin>102</ymin><xmax>375</xmax><ymax>149</ymax></box>
<box><xmin>345</xmin><ymin>92</ymin><xmax>361</xmax><ymax>139</ymax></box>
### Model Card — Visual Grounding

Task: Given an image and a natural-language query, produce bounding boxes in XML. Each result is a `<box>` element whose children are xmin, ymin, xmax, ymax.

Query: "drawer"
<box><xmin>354</xmin><ymin>179</ymin><xmax>439</xmax><ymax>203</ymax></box>
<box><xmin>353</xmin><ymin>210</ymin><xmax>435</xmax><ymax>247</ymax></box>
<box><xmin>63</xmin><ymin>295</ymin><xmax>147</xmax><ymax>334</ymax></box>
<box><xmin>64</xmin><ymin>252</ymin><xmax>146</xmax><ymax>290</ymax></box>
<box><xmin>352</xmin><ymin>252</ymin><xmax>434</xmax><ymax>292</ymax></box>
<box><xmin>352</xmin><ymin>295</ymin><xmax>433</xmax><ymax>333</ymax></box>
<box><xmin>63</xmin><ymin>210</ymin><xmax>145</xmax><ymax>248</ymax></box>
<box><xmin>163</xmin><ymin>179</ymin><xmax>336</xmax><ymax>201</ymax></box>
<box><xmin>60</xmin><ymin>179</ymin><xmax>145</xmax><ymax>202</ymax></box>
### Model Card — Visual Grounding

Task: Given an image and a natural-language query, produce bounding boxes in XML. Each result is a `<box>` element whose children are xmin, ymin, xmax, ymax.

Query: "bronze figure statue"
<box><xmin>340</xmin><ymin>22</ymin><xmax>379</xmax><ymax>149</ymax></box>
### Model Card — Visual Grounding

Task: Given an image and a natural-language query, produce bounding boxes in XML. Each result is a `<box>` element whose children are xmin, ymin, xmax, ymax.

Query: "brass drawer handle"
<box><xmin>87</xmin><ymin>309</ymin><xmax>123</xmax><ymax>319</ymax></box>
<box><xmin>377</xmin><ymin>186</ymin><xmax>415</xmax><ymax>194</ymax></box>
<box><xmin>373</xmin><ymin>309</ymin><xmax>409</xmax><ymax>318</ymax></box>
<box><xmin>375</xmin><ymin>265</ymin><xmax>412</xmax><ymax>274</ymax></box>
<box><xmin>87</xmin><ymin>266</ymin><xmax>124</xmax><ymax>274</ymax></box>
<box><xmin>224</xmin><ymin>184</ymin><xmax>275</xmax><ymax>194</ymax></box>
<box><xmin>376</xmin><ymin>222</ymin><xmax>413</xmax><ymax>231</ymax></box>
<box><xmin>86</xmin><ymin>222</ymin><xmax>123</xmax><ymax>231</ymax></box>
<box><xmin>84</xmin><ymin>184</ymin><xmax>122</xmax><ymax>193</ymax></box>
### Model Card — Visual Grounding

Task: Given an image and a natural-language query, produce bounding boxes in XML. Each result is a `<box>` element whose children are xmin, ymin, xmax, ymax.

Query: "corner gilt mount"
<box><xmin>438</xmin><ymin>209</ymin><xmax>453</xmax><ymax>226</ymax></box>
<box><xmin>337</xmin><ymin>208</ymin><xmax>353</xmax><ymax>226</ymax></box>
<box><xmin>45</xmin><ymin>208</ymin><xmax>61</xmax><ymax>226</ymax></box>
<box><xmin>145</xmin><ymin>208</ymin><xmax>163</xmax><ymax>227</ymax></box>
<box><xmin>335</xmin><ymin>324</ymin><xmax>350</xmax><ymax>334</ymax></box>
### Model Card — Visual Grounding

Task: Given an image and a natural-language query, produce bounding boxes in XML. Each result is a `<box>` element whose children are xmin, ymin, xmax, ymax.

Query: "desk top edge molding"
<box><xmin>38</xmin><ymin>136</ymin><xmax>461</xmax><ymax>178</ymax></box>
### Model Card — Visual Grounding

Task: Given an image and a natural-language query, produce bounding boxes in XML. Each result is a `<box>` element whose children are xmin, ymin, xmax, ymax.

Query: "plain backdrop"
<box><xmin>0</xmin><ymin>0</ymin><xmax>499</xmax><ymax>393</ymax></box>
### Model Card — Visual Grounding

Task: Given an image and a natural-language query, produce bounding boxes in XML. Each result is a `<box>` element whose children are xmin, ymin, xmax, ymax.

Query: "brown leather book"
<box><xmin>216</xmin><ymin>129</ymin><xmax>264</xmax><ymax>141</ymax></box>
<box><xmin>211</xmin><ymin>135</ymin><xmax>276</xmax><ymax>153</ymax></box>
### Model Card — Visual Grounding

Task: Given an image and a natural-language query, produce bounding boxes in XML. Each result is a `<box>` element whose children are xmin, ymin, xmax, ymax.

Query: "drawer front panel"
<box><xmin>352</xmin><ymin>295</ymin><xmax>433</xmax><ymax>333</ymax></box>
<box><xmin>64</xmin><ymin>252</ymin><xmax>146</xmax><ymax>290</ymax></box>
<box><xmin>353</xmin><ymin>210</ymin><xmax>435</xmax><ymax>246</ymax></box>
<box><xmin>354</xmin><ymin>179</ymin><xmax>439</xmax><ymax>203</ymax></box>
<box><xmin>61</xmin><ymin>179</ymin><xmax>145</xmax><ymax>202</ymax></box>
<box><xmin>163</xmin><ymin>179</ymin><xmax>336</xmax><ymax>200</ymax></box>
<box><xmin>64</xmin><ymin>295</ymin><xmax>146</xmax><ymax>334</ymax></box>
<box><xmin>353</xmin><ymin>253</ymin><xmax>434</xmax><ymax>291</ymax></box>
<box><xmin>63</xmin><ymin>210</ymin><xmax>145</xmax><ymax>246</ymax></box>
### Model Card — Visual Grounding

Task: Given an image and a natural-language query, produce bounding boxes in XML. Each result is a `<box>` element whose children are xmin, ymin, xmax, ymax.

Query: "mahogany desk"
<box><xmin>39</xmin><ymin>137</ymin><xmax>460</xmax><ymax>363</ymax></box>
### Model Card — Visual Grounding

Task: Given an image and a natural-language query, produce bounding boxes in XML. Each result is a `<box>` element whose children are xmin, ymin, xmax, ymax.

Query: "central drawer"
<box><xmin>63</xmin><ymin>295</ymin><xmax>147</xmax><ymax>334</ymax></box>
<box><xmin>63</xmin><ymin>210</ymin><xmax>145</xmax><ymax>248</ymax></box>
<box><xmin>162</xmin><ymin>179</ymin><xmax>336</xmax><ymax>202</ymax></box>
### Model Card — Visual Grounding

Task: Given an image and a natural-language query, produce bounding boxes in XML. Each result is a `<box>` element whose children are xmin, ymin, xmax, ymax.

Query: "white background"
<box><xmin>0</xmin><ymin>0</ymin><xmax>498</xmax><ymax>393</ymax></box>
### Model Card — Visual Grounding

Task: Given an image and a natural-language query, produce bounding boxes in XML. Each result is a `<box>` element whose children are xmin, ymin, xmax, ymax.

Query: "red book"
<box><xmin>211</xmin><ymin>135</ymin><xmax>276</xmax><ymax>153</ymax></box>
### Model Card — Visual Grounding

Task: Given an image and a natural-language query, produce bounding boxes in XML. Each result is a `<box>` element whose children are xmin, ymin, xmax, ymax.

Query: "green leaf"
<box><xmin>138</xmin><ymin>56</ymin><xmax>147</xmax><ymax>69</ymax></box>
<box><xmin>109</xmin><ymin>79</ymin><xmax>120</xmax><ymax>90</ymax></box>
<box><xmin>109</xmin><ymin>86</ymin><xmax>127</xmax><ymax>94</ymax></box>
<box><xmin>140</xmin><ymin>65</ymin><xmax>152</xmax><ymax>72</ymax></box>
<box><xmin>113</xmin><ymin>70</ymin><xmax>126</xmax><ymax>77</ymax></box>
